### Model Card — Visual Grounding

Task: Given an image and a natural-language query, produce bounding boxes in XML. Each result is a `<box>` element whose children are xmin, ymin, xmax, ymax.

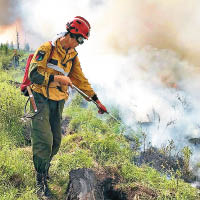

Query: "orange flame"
<box><xmin>0</xmin><ymin>19</ymin><xmax>24</xmax><ymax>45</ymax></box>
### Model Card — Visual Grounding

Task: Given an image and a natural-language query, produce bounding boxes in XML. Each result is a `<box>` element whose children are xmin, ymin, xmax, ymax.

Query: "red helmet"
<box><xmin>66</xmin><ymin>16</ymin><xmax>91</xmax><ymax>39</ymax></box>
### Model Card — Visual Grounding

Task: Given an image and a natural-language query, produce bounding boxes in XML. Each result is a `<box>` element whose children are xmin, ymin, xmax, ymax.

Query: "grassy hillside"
<box><xmin>0</xmin><ymin>48</ymin><xmax>199</xmax><ymax>200</ymax></box>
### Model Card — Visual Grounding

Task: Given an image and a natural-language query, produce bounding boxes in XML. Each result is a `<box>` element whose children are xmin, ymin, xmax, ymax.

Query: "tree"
<box><xmin>24</xmin><ymin>43</ymin><xmax>30</xmax><ymax>52</ymax></box>
<box><xmin>4</xmin><ymin>44</ymin><xmax>8</xmax><ymax>55</ymax></box>
<box><xmin>10</xmin><ymin>41</ymin><xmax>14</xmax><ymax>50</ymax></box>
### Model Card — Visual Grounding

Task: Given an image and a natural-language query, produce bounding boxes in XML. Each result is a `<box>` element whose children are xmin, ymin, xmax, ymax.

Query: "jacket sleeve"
<box><xmin>69</xmin><ymin>56</ymin><xmax>96</xmax><ymax>99</ymax></box>
<box><xmin>28</xmin><ymin>43</ymin><xmax>53</xmax><ymax>85</ymax></box>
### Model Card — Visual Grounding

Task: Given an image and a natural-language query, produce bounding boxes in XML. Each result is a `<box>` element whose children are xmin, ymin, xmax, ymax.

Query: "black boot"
<box><xmin>44</xmin><ymin>173</ymin><xmax>53</xmax><ymax>198</ymax></box>
<box><xmin>36</xmin><ymin>173</ymin><xmax>44</xmax><ymax>197</ymax></box>
<box><xmin>46</xmin><ymin>163</ymin><xmax>51</xmax><ymax>180</ymax></box>
<box><xmin>36</xmin><ymin>173</ymin><xmax>53</xmax><ymax>199</ymax></box>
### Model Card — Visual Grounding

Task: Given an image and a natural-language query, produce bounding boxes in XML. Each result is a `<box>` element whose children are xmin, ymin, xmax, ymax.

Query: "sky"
<box><xmin>0</xmin><ymin>0</ymin><xmax>200</xmax><ymax>176</ymax></box>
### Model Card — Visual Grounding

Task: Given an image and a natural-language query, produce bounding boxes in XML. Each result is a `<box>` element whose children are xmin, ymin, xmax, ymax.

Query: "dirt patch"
<box><xmin>134</xmin><ymin>146</ymin><xmax>198</xmax><ymax>183</ymax></box>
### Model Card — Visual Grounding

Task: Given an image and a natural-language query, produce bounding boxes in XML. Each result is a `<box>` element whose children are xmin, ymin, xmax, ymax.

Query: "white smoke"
<box><xmin>80</xmin><ymin>45</ymin><xmax>200</xmax><ymax>174</ymax></box>
<box><xmin>19</xmin><ymin>0</ymin><xmax>106</xmax><ymax>48</ymax></box>
<box><xmin>0</xmin><ymin>0</ymin><xmax>20</xmax><ymax>26</ymax></box>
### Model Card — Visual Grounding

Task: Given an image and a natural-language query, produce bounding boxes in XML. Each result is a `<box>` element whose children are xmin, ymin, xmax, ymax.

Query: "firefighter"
<box><xmin>12</xmin><ymin>49</ymin><xmax>20</xmax><ymax>68</ymax></box>
<box><xmin>28</xmin><ymin>16</ymin><xmax>107</xmax><ymax>198</ymax></box>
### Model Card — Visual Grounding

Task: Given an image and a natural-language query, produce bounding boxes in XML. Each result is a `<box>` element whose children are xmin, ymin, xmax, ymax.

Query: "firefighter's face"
<box><xmin>64</xmin><ymin>34</ymin><xmax>79</xmax><ymax>49</ymax></box>
<box><xmin>67</xmin><ymin>33</ymin><xmax>85</xmax><ymax>48</ymax></box>
<box><xmin>68</xmin><ymin>36</ymin><xmax>79</xmax><ymax>48</ymax></box>
<box><xmin>60</xmin><ymin>34</ymin><xmax>79</xmax><ymax>50</ymax></box>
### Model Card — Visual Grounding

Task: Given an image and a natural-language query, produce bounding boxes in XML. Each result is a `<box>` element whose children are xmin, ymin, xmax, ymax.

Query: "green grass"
<box><xmin>0</xmin><ymin>131</ymin><xmax>37</xmax><ymax>200</ymax></box>
<box><xmin>0</xmin><ymin>72</ymin><xmax>26</xmax><ymax>146</ymax></box>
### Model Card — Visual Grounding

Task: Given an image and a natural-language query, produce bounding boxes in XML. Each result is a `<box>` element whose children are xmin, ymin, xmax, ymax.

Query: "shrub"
<box><xmin>0</xmin><ymin>76</ymin><xmax>26</xmax><ymax>145</ymax></box>
<box><xmin>0</xmin><ymin>56</ymin><xmax>12</xmax><ymax>70</ymax></box>
<box><xmin>0</xmin><ymin>146</ymin><xmax>37</xmax><ymax>200</ymax></box>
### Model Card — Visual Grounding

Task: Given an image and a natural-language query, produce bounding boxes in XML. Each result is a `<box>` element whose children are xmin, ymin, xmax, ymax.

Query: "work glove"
<box><xmin>96</xmin><ymin>100</ymin><xmax>107</xmax><ymax>114</ymax></box>
<box><xmin>54</xmin><ymin>75</ymin><xmax>72</xmax><ymax>87</ymax></box>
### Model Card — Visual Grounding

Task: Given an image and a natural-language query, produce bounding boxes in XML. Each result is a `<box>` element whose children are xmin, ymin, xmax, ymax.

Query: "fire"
<box><xmin>0</xmin><ymin>19</ymin><xmax>24</xmax><ymax>45</ymax></box>
<box><xmin>160</xmin><ymin>75</ymin><xmax>178</xmax><ymax>89</ymax></box>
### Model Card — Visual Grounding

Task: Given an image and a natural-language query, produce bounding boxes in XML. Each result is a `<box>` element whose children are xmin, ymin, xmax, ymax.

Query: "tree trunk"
<box><xmin>65</xmin><ymin>168</ymin><xmax>104</xmax><ymax>200</ymax></box>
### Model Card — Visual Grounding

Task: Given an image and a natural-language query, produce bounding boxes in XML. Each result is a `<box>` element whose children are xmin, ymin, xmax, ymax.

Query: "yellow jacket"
<box><xmin>29</xmin><ymin>39</ymin><xmax>95</xmax><ymax>101</ymax></box>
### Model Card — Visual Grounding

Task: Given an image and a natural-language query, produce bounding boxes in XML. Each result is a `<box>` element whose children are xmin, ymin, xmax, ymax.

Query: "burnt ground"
<box><xmin>95</xmin><ymin>167</ymin><xmax>130</xmax><ymax>200</ymax></box>
<box><xmin>188</xmin><ymin>137</ymin><xmax>200</xmax><ymax>145</ymax></box>
<box><xmin>134</xmin><ymin>146</ymin><xmax>198</xmax><ymax>183</ymax></box>
<box><xmin>134</xmin><ymin>147</ymin><xmax>184</xmax><ymax>174</ymax></box>
<box><xmin>95</xmin><ymin>167</ymin><xmax>157</xmax><ymax>200</ymax></box>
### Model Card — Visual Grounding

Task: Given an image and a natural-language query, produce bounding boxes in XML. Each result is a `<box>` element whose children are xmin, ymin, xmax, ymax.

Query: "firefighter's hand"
<box><xmin>54</xmin><ymin>75</ymin><xmax>72</xmax><ymax>87</ymax></box>
<box><xmin>96</xmin><ymin>100</ymin><xmax>107</xmax><ymax>114</ymax></box>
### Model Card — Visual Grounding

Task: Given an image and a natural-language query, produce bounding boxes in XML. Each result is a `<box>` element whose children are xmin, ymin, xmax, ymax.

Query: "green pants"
<box><xmin>31</xmin><ymin>91</ymin><xmax>65</xmax><ymax>174</ymax></box>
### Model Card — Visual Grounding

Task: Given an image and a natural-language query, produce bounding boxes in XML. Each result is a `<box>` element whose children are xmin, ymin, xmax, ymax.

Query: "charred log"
<box><xmin>65</xmin><ymin>168</ymin><xmax>128</xmax><ymax>200</ymax></box>
<box><xmin>65</xmin><ymin>168</ymin><xmax>103</xmax><ymax>200</ymax></box>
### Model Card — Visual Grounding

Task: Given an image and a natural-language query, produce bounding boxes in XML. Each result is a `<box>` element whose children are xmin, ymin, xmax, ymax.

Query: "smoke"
<box><xmin>2</xmin><ymin>0</ymin><xmax>200</xmax><ymax>65</ymax></box>
<box><xmin>19</xmin><ymin>0</ymin><xmax>105</xmax><ymax>48</ymax></box>
<box><xmin>1</xmin><ymin>0</ymin><xmax>200</xmax><ymax>59</ymax></box>
<box><xmin>0</xmin><ymin>0</ymin><xmax>200</xmax><ymax>176</ymax></box>
<box><xmin>0</xmin><ymin>0</ymin><xmax>21</xmax><ymax>26</ymax></box>
<box><xmin>0</xmin><ymin>0</ymin><xmax>105</xmax><ymax>46</ymax></box>
<box><xmin>0</xmin><ymin>0</ymin><xmax>22</xmax><ymax>46</ymax></box>
<box><xmin>82</xmin><ymin>45</ymin><xmax>200</xmax><ymax>176</ymax></box>
<box><xmin>96</xmin><ymin>0</ymin><xmax>200</xmax><ymax>66</ymax></box>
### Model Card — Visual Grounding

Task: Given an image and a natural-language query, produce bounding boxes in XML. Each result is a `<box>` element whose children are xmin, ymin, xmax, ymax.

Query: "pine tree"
<box><xmin>4</xmin><ymin>44</ymin><xmax>8</xmax><ymax>55</ymax></box>
<box><xmin>24</xmin><ymin>43</ymin><xmax>30</xmax><ymax>52</ymax></box>
<box><xmin>10</xmin><ymin>41</ymin><xmax>14</xmax><ymax>50</ymax></box>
